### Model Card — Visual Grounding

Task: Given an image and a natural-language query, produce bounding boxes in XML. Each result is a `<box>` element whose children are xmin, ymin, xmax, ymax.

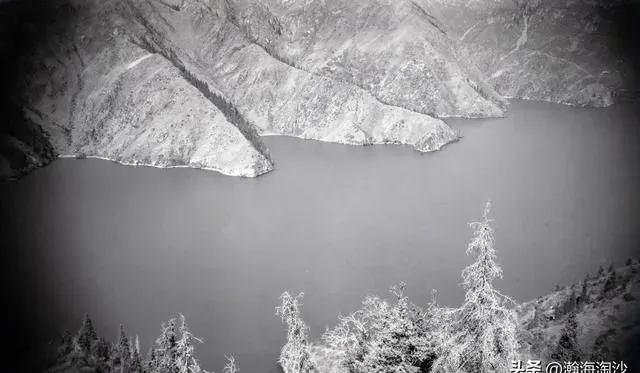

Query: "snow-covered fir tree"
<box><xmin>223</xmin><ymin>355</ymin><xmax>239</xmax><ymax>373</ymax></box>
<box><xmin>91</xmin><ymin>336</ymin><xmax>113</xmax><ymax>373</ymax></box>
<box><xmin>151</xmin><ymin>318</ymin><xmax>179</xmax><ymax>373</ymax></box>
<box><xmin>567</xmin><ymin>287</ymin><xmax>577</xmax><ymax>310</ymax></box>
<box><xmin>144</xmin><ymin>318</ymin><xmax>178</xmax><ymax>373</ymax></box>
<box><xmin>431</xmin><ymin>200</ymin><xmax>518</xmax><ymax>373</ymax></box>
<box><xmin>604</xmin><ymin>269</ymin><xmax>619</xmax><ymax>295</ymax></box>
<box><xmin>129</xmin><ymin>348</ymin><xmax>143</xmax><ymax>373</ymax></box>
<box><xmin>128</xmin><ymin>335</ymin><xmax>142</xmax><ymax>373</ymax></box>
<box><xmin>631</xmin><ymin>259</ymin><xmax>639</xmax><ymax>274</ymax></box>
<box><xmin>112</xmin><ymin>324</ymin><xmax>132</xmax><ymax>371</ymax></box>
<box><xmin>75</xmin><ymin>314</ymin><xmax>99</xmax><ymax>353</ymax></box>
<box><xmin>276</xmin><ymin>292</ymin><xmax>318</xmax><ymax>373</ymax></box>
<box><xmin>590</xmin><ymin>328</ymin><xmax>621</xmax><ymax>362</ymax></box>
<box><xmin>555</xmin><ymin>287</ymin><xmax>578</xmax><ymax>319</ymax></box>
<box><xmin>174</xmin><ymin>313</ymin><xmax>207</xmax><ymax>373</ymax></box>
<box><xmin>93</xmin><ymin>336</ymin><xmax>112</xmax><ymax>362</ymax></box>
<box><xmin>144</xmin><ymin>347</ymin><xmax>158</xmax><ymax>373</ymax></box>
<box><xmin>577</xmin><ymin>280</ymin><xmax>589</xmax><ymax>309</ymax></box>
<box><xmin>133</xmin><ymin>335</ymin><xmax>141</xmax><ymax>356</ymax></box>
<box><xmin>325</xmin><ymin>282</ymin><xmax>439</xmax><ymax>373</ymax></box>
<box><xmin>56</xmin><ymin>330</ymin><xmax>74</xmax><ymax>363</ymax></box>
<box><xmin>46</xmin><ymin>314</ymin><xmax>222</xmax><ymax>373</ymax></box>
<box><xmin>550</xmin><ymin>311</ymin><xmax>581</xmax><ymax>362</ymax></box>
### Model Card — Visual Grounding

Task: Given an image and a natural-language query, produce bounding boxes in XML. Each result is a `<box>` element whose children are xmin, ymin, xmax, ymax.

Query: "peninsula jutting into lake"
<box><xmin>1</xmin><ymin>0</ymin><xmax>639</xmax><ymax>372</ymax></box>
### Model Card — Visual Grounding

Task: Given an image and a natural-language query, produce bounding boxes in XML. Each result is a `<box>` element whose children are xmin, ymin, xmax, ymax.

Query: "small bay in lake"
<box><xmin>1</xmin><ymin>100</ymin><xmax>639</xmax><ymax>372</ymax></box>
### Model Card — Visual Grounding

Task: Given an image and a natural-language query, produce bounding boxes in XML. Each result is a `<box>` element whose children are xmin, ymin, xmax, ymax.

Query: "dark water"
<box><xmin>1</xmin><ymin>100</ymin><xmax>640</xmax><ymax>372</ymax></box>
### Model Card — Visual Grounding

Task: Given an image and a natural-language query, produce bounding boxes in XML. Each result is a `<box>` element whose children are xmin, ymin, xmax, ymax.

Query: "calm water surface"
<box><xmin>2</xmin><ymin>100</ymin><xmax>640</xmax><ymax>372</ymax></box>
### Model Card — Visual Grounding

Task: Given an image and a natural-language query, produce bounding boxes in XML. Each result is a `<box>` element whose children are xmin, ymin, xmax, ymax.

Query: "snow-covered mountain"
<box><xmin>0</xmin><ymin>0</ymin><xmax>636</xmax><ymax>179</ymax></box>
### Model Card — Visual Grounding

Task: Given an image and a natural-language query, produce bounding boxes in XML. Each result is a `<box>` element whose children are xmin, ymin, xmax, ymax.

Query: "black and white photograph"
<box><xmin>1</xmin><ymin>0</ymin><xmax>639</xmax><ymax>372</ymax></box>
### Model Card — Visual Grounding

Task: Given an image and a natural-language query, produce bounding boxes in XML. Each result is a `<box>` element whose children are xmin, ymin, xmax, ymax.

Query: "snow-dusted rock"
<box><xmin>1</xmin><ymin>0</ymin><xmax>634</xmax><ymax>179</ymax></box>
<box><xmin>427</xmin><ymin>0</ymin><xmax>633</xmax><ymax>107</ymax></box>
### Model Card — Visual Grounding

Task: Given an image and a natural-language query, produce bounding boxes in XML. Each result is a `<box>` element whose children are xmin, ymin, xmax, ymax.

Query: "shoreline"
<box><xmin>56</xmin><ymin>154</ymin><xmax>273</xmax><ymax>178</ymax></box>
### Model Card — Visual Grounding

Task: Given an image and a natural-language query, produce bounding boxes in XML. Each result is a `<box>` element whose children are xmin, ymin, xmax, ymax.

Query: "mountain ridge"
<box><xmin>1</xmin><ymin>0</ymin><xmax>636</xmax><ymax>180</ymax></box>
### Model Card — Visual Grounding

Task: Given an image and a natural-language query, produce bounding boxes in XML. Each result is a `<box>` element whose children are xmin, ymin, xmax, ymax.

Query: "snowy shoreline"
<box><xmin>56</xmin><ymin>154</ymin><xmax>273</xmax><ymax>178</ymax></box>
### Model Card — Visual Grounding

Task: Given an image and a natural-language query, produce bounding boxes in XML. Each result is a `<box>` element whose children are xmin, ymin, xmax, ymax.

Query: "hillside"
<box><xmin>127</xmin><ymin>0</ymin><xmax>461</xmax><ymax>150</ymax></box>
<box><xmin>231</xmin><ymin>0</ymin><xmax>507</xmax><ymax>118</ymax></box>
<box><xmin>427</xmin><ymin>0</ymin><xmax>637</xmax><ymax>107</ymax></box>
<box><xmin>11</xmin><ymin>0</ymin><xmax>275</xmax><ymax>179</ymax></box>
<box><xmin>307</xmin><ymin>260</ymin><xmax>640</xmax><ymax>373</ymax></box>
<box><xmin>1</xmin><ymin>0</ymin><xmax>636</xmax><ymax>179</ymax></box>
<box><xmin>516</xmin><ymin>261</ymin><xmax>640</xmax><ymax>366</ymax></box>
<box><xmin>1</xmin><ymin>0</ymin><xmax>462</xmax><ymax>180</ymax></box>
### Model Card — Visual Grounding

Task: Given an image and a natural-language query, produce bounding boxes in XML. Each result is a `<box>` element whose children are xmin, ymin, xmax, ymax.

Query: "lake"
<box><xmin>1</xmin><ymin>100</ymin><xmax>640</xmax><ymax>372</ymax></box>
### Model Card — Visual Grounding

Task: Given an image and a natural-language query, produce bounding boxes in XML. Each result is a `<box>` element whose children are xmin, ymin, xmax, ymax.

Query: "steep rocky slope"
<box><xmin>516</xmin><ymin>261</ymin><xmax>640</xmax><ymax>365</ymax></box>
<box><xmin>127</xmin><ymin>0</ymin><xmax>460</xmax><ymax>151</ymax></box>
<box><xmin>2</xmin><ymin>0</ymin><xmax>465</xmax><ymax>179</ymax></box>
<box><xmin>1</xmin><ymin>0</ymin><xmax>635</xmax><ymax>179</ymax></box>
<box><xmin>426</xmin><ymin>0</ymin><xmax>637</xmax><ymax>107</ymax></box>
<box><xmin>0</xmin><ymin>108</ymin><xmax>57</xmax><ymax>180</ymax></box>
<box><xmin>0</xmin><ymin>0</ymin><xmax>60</xmax><ymax>180</ymax></box>
<box><xmin>15</xmin><ymin>0</ymin><xmax>274</xmax><ymax>178</ymax></box>
<box><xmin>231</xmin><ymin>0</ymin><xmax>508</xmax><ymax>118</ymax></box>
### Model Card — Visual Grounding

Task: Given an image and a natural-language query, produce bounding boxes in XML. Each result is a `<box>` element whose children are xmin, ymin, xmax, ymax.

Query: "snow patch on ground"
<box><xmin>126</xmin><ymin>53</ymin><xmax>154</xmax><ymax>70</ymax></box>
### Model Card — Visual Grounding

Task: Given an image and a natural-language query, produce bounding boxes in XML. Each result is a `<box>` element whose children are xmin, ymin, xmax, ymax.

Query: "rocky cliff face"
<box><xmin>0</xmin><ymin>0</ymin><xmax>635</xmax><ymax>179</ymax></box>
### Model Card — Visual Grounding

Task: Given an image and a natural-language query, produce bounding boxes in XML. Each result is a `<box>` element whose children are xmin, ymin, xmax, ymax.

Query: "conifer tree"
<box><xmin>153</xmin><ymin>319</ymin><xmax>179</xmax><ymax>373</ymax></box>
<box><xmin>144</xmin><ymin>348</ymin><xmax>158</xmax><ymax>373</ymax></box>
<box><xmin>175</xmin><ymin>314</ymin><xmax>206</xmax><ymax>373</ymax></box>
<box><xmin>88</xmin><ymin>336</ymin><xmax>112</xmax><ymax>373</ymax></box>
<box><xmin>631</xmin><ymin>258</ymin><xmax>639</xmax><ymax>274</ymax></box>
<box><xmin>113</xmin><ymin>324</ymin><xmax>131</xmax><ymax>372</ymax></box>
<box><xmin>76</xmin><ymin>314</ymin><xmax>99</xmax><ymax>353</ymax></box>
<box><xmin>129</xmin><ymin>348</ymin><xmax>143</xmax><ymax>373</ymax></box>
<box><xmin>133</xmin><ymin>335</ymin><xmax>141</xmax><ymax>356</ymax></box>
<box><xmin>590</xmin><ymin>328</ymin><xmax>621</xmax><ymax>361</ymax></box>
<box><xmin>336</xmin><ymin>282</ymin><xmax>438</xmax><ymax>373</ymax></box>
<box><xmin>92</xmin><ymin>336</ymin><xmax>112</xmax><ymax>362</ymax></box>
<box><xmin>551</xmin><ymin>311</ymin><xmax>581</xmax><ymax>362</ymax></box>
<box><xmin>276</xmin><ymin>292</ymin><xmax>318</xmax><ymax>373</ymax></box>
<box><xmin>432</xmin><ymin>201</ymin><xmax>518</xmax><ymax>373</ymax></box>
<box><xmin>57</xmin><ymin>330</ymin><xmax>74</xmax><ymax>362</ymax></box>
<box><xmin>223</xmin><ymin>355</ymin><xmax>239</xmax><ymax>373</ymax></box>
<box><xmin>604</xmin><ymin>270</ymin><xmax>618</xmax><ymax>294</ymax></box>
<box><xmin>597</xmin><ymin>265</ymin><xmax>605</xmax><ymax>277</ymax></box>
<box><xmin>554</xmin><ymin>286</ymin><xmax>577</xmax><ymax>319</ymax></box>
<box><xmin>386</xmin><ymin>282</ymin><xmax>438</xmax><ymax>372</ymax></box>
<box><xmin>577</xmin><ymin>280</ymin><xmax>588</xmax><ymax>308</ymax></box>
<box><xmin>530</xmin><ymin>306</ymin><xmax>544</xmax><ymax>328</ymax></box>
<box><xmin>567</xmin><ymin>287</ymin><xmax>577</xmax><ymax>311</ymax></box>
